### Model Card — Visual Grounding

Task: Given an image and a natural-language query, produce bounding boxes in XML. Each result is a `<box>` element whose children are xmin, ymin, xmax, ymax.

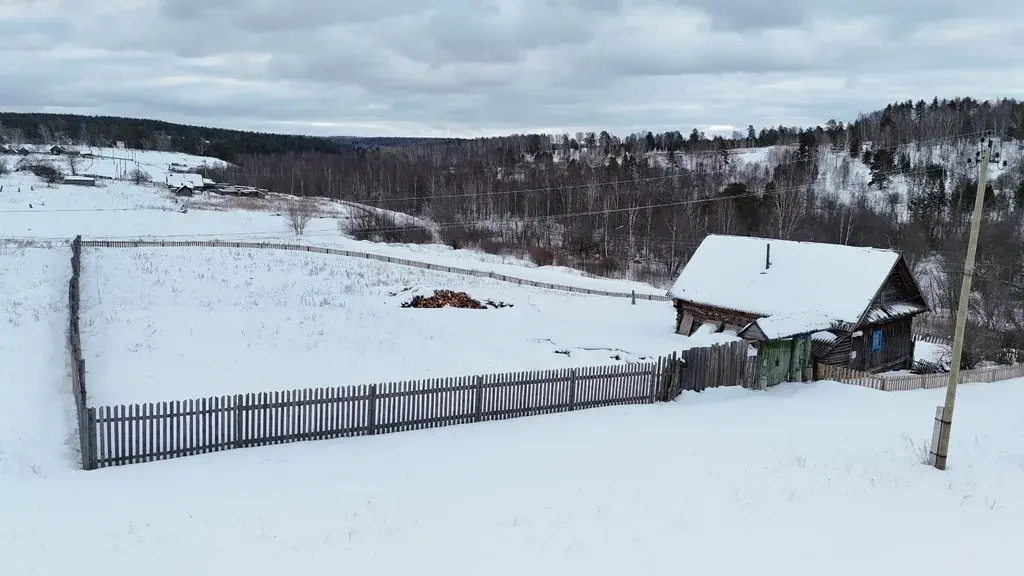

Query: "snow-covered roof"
<box><xmin>668</xmin><ymin>235</ymin><xmax>901</xmax><ymax>324</ymax></box>
<box><xmin>863</xmin><ymin>301</ymin><xmax>929</xmax><ymax>323</ymax></box>
<box><xmin>739</xmin><ymin>311</ymin><xmax>837</xmax><ymax>340</ymax></box>
<box><xmin>166</xmin><ymin>173</ymin><xmax>204</xmax><ymax>189</ymax></box>
<box><xmin>811</xmin><ymin>331</ymin><xmax>838</xmax><ymax>344</ymax></box>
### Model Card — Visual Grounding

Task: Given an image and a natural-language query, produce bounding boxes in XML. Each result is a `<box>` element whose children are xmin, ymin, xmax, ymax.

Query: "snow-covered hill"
<box><xmin>3</xmin><ymin>144</ymin><xmax>228</xmax><ymax>183</ymax></box>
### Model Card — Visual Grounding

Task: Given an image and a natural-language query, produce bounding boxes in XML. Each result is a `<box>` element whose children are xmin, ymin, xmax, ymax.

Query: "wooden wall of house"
<box><xmin>816</xmin><ymin>332</ymin><xmax>852</xmax><ymax>367</ymax></box>
<box><xmin>877</xmin><ymin>262</ymin><xmax>923</xmax><ymax>308</ymax></box>
<box><xmin>674</xmin><ymin>300</ymin><xmax>758</xmax><ymax>336</ymax></box>
<box><xmin>814</xmin><ymin>317</ymin><xmax>915</xmax><ymax>373</ymax></box>
<box><xmin>854</xmin><ymin>316</ymin><xmax>915</xmax><ymax>372</ymax></box>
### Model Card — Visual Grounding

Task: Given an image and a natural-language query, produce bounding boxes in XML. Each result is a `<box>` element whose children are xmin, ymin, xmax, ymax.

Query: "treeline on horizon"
<box><xmin>2</xmin><ymin>97</ymin><xmax>1023</xmax><ymax>162</ymax></box>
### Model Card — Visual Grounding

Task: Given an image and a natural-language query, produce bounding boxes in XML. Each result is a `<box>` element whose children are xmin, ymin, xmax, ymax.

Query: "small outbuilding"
<box><xmin>173</xmin><ymin>185</ymin><xmax>194</xmax><ymax>197</ymax></box>
<box><xmin>63</xmin><ymin>176</ymin><xmax>96</xmax><ymax>187</ymax></box>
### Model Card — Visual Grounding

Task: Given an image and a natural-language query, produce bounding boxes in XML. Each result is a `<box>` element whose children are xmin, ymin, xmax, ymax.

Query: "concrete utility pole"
<box><xmin>930</xmin><ymin>133</ymin><xmax>1006</xmax><ymax>470</ymax></box>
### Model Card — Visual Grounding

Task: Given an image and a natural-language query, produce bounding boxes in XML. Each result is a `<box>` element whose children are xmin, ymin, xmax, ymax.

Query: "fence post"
<box><xmin>568</xmin><ymin>368</ymin><xmax>577</xmax><ymax>410</ymax></box>
<box><xmin>367</xmin><ymin>385</ymin><xmax>377</xmax><ymax>435</ymax></box>
<box><xmin>631</xmin><ymin>290</ymin><xmax>636</xmax><ymax>305</ymax></box>
<box><xmin>83</xmin><ymin>407</ymin><xmax>97</xmax><ymax>470</ymax></box>
<box><xmin>233</xmin><ymin>394</ymin><xmax>243</xmax><ymax>449</ymax></box>
<box><xmin>474</xmin><ymin>376</ymin><xmax>484</xmax><ymax>422</ymax></box>
<box><xmin>648</xmin><ymin>359</ymin><xmax>660</xmax><ymax>403</ymax></box>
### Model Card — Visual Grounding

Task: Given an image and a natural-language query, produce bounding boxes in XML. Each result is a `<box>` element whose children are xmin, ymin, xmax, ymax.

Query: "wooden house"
<box><xmin>173</xmin><ymin>185</ymin><xmax>194</xmax><ymax>197</ymax></box>
<box><xmin>668</xmin><ymin>235</ymin><xmax>929</xmax><ymax>375</ymax></box>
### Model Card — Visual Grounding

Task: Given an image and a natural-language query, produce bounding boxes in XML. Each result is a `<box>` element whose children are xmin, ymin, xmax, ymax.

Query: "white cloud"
<box><xmin>1</xmin><ymin>0</ymin><xmax>1022</xmax><ymax>137</ymax></box>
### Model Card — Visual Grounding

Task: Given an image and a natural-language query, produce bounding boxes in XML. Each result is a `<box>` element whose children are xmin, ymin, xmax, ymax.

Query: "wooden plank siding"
<box><xmin>87</xmin><ymin>341</ymin><xmax>754</xmax><ymax>469</ymax></box>
<box><xmin>812</xmin><ymin>259</ymin><xmax>928</xmax><ymax>374</ymax></box>
<box><xmin>673</xmin><ymin>300</ymin><xmax>758</xmax><ymax>336</ymax></box>
<box><xmin>854</xmin><ymin>316</ymin><xmax>915</xmax><ymax>372</ymax></box>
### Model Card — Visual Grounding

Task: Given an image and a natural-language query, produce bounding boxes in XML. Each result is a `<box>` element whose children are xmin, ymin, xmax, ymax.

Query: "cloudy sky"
<box><xmin>2</xmin><ymin>0</ymin><xmax>1023</xmax><ymax>137</ymax></box>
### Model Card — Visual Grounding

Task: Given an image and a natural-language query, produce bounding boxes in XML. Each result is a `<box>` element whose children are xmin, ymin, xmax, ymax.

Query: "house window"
<box><xmin>871</xmin><ymin>329</ymin><xmax>883</xmax><ymax>351</ymax></box>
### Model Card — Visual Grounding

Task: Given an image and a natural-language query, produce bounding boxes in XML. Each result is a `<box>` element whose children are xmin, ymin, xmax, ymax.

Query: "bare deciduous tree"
<box><xmin>286</xmin><ymin>198</ymin><xmax>317</xmax><ymax>235</ymax></box>
<box><xmin>65</xmin><ymin>154</ymin><xmax>81</xmax><ymax>176</ymax></box>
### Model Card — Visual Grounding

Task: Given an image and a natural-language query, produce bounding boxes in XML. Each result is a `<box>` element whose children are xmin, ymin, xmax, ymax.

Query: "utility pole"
<box><xmin>929</xmin><ymin>132</ymin><xmax>1006</xmax><ymax>470</ymax></box>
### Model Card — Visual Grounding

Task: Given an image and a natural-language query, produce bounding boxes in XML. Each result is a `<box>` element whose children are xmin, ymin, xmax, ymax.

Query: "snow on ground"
<box><xmin>0</xmin><ymin>172</ymin><xmax>665</xmax><ymax>295</ymax></box>
<box><xmin>2</xmin><ymin>370</ymin><xmax>1022</xmax><ymax>575</ymax></box>
<box><xmin>79</xmin><ymin>246</ymin><xmax>722</xmax><ymax>406</ymax></box>
<box><xmin>4</xmin><ymin>173</ymin><xmax>1023</xmax><ymax>576</ymax></box>
<box><xmin>0</xmin><ymin>244</ymin><xmax>76</xmax><ymax>478</ymax></box>
<box><xmin>916</xmin><ymin>340</ymin><xmax>951</xmax><ymax>365</ymax></box>
<box><xmin>12</xmin><ymin>144</ymin><xmax>229</xmax><ymax>182</ymax></box>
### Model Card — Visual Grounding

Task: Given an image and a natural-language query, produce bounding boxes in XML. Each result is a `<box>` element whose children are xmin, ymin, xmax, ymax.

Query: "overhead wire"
<box><xmin>15</xmin><ymin>164</ymin><xmax>966</xmax><ymax>242</ymax></box>
<box><xmin>0</xmin><ymin>130</ymin><xmax>988</xmax><ymax>216</ymax></box>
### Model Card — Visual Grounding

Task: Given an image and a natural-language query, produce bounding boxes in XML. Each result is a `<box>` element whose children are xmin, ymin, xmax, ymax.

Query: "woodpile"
<box><xmin>402</xmin><ymin>290</ymin><xmax>513</xmax><ymax>309</ymax></box>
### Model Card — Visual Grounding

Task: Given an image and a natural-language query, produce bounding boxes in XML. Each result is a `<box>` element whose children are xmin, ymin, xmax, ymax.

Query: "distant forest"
<box><xmin>4</xmin><ymin>99</ymin><xmax>1024</xmax><ymax>362</ymax></box>
<box><xmin>4</xmin><ymin>97</ymin><xmax>1023</xmax><ymax>161</ymax></box>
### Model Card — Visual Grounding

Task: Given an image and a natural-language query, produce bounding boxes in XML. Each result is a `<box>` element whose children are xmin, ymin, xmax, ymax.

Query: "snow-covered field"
<box><xmin>79</xmin><ymin>246</ymin><xmax>720</xmax><ymax>406</ymax></box>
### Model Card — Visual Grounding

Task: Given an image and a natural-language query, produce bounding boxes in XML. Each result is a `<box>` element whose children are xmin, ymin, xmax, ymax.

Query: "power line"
<box><xmin>0</xmin><ymin>131</ymin><xmax>990</xmax><ymax>216</ymax></box>
<box><xmin>227</xmin><ymin>131</ymin><xmax>991</xmax><ymax>207</ymax></box>
<box><xmin>20</xmin><ymin>164</ymin><xmax>952</xmax><ymax>242</ymax></box>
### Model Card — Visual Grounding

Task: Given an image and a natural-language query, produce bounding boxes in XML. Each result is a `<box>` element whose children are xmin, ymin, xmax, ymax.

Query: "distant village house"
<box><xmin>668</xmin><ymin>235</ymin><xmax>929</xmax><ymax>380</ymax></box>
<box><xmin>63</xmin><ymin>176</ymin><xmax>96</xmax><ymax>187</ymax></box>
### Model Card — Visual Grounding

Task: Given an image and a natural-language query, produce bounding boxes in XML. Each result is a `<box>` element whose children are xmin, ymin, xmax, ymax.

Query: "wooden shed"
<box><xmin>668</xmin><ymin>235</ymin><xmax>929</xmax><ymax>375</ymax></box>
<box><xmin>173</xmin><ymin>185</ymin><xmax>194</xmax><ymax>197</ymax></box>
<box><xmin>737</xmin><ymin>311</ymin><xmax>835</xmax><ymax>388</ymax></box>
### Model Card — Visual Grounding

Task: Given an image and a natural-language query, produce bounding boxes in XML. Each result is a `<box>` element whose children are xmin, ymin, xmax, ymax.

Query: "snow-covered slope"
<box><xmin>6</xmin><ymin>144</ymin><xmax>228</xmax><ymax>183</ymax></box>
<box><xmin>0</xmin><ymin>171</ymin><xmax>664</xmax><ymax>295</ymax></box>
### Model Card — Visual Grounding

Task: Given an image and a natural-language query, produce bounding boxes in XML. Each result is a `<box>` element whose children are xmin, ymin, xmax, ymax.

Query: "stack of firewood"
<box><xmin>401</xmin><ymin>290</ymin><xmax>514</xmax><ymax>309</ymax></box>
<box><xmin>403</xmin><ymin>290</ymin><xmax>483</xmax><ymax>309</ymax></box>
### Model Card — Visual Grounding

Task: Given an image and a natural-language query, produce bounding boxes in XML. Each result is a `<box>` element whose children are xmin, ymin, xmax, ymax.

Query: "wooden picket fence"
<box><xmin>69</xmin><ymin>238</ymin><xmax>761</xmax><ymax>469</ymax></box>
<box><xmin>816</xmin><ymin>361</ymin><xmax>1024</xmax><ymax>392</ymax></box>
<box><xmin>882</xmin><ymin>363</ymin><xmax>1024</xmax><ymax>391</ymax></box>
<box><xmin>67</xmin><ymin>235</ymin><xmax>95</xmax><ymax>469</ymax></box>
<box><xmin>80</xmin><ymin>238</ymin><xmax>672</xmax><ymax>302</ymax></box>
<box><xmin>82</xmin><ymin>341</ymin><xmax>753</xmax><ymax>469</ymax></box>
<box><xmin>816</xmin><ymin>364</ymin><xmax>887</xmax><ymax>390</ymax></box>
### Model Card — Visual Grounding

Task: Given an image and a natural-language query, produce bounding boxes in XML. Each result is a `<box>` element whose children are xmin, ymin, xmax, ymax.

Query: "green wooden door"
<box><xmin>789</xmin><ymin>335</ymin><xmax>811</xmax><ymax>381</ymax></box>
<box><xmin>757</xmin><ymin>339</ymin><xmax>793</xmax><ymax>387</ymax></box>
